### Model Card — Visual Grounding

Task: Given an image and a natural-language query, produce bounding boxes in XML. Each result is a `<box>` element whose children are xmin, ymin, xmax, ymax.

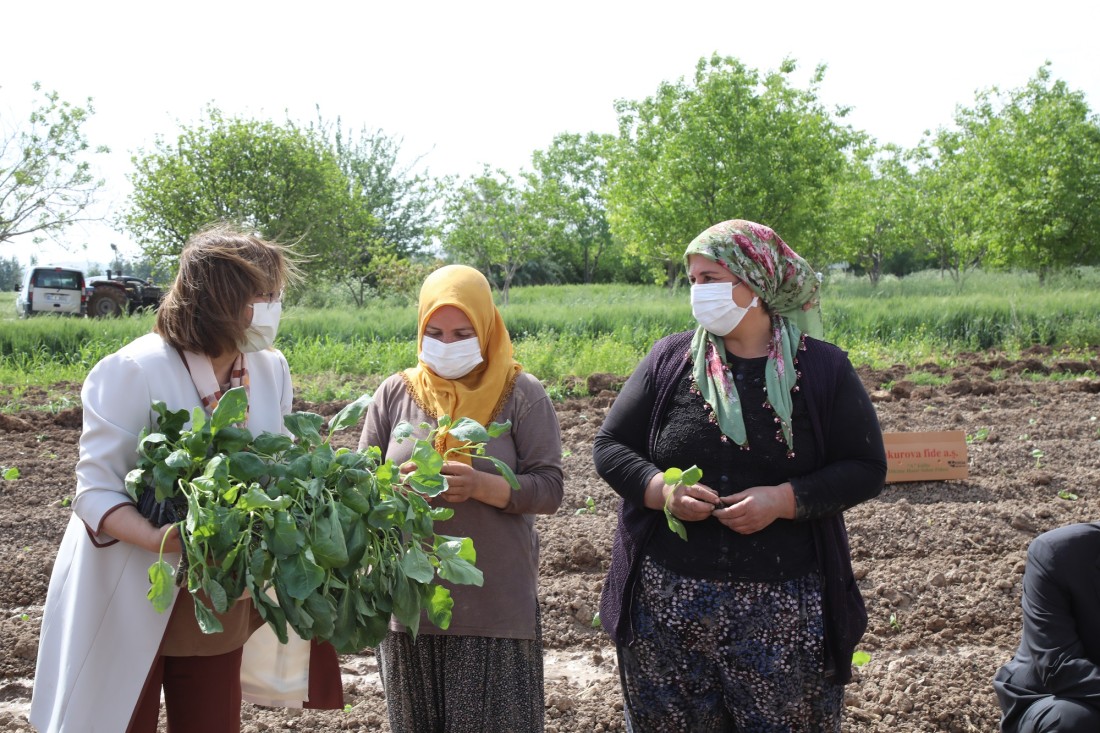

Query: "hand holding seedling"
<box><xmin>394</xmin><ymin>416</ymin><xmax>519</xmax><ymax>509</ymax></box>
<box><xmin>99</xmin><ymin>503</ymin><xmax>183</xmax><ymax>554</ymax></box>
<box><xmin>647</xmin><ymin>466</ymin><xmax>716</xmax><ymax>540</ymax></box>
<box><xmin>711</xmin><ymin>483</ymin><xmax>796</xmax><ymax>535</ymax></box>
<box><xmin>437</xmin><ymin>460</ymin><xmax>515</xmax><ymax>508</ymax></box>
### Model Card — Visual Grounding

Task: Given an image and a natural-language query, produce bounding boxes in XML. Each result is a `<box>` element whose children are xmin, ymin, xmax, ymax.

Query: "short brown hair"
<box><xmin>154</xmin><ymin>224</ymin><xmax>300</xmax><ymax>357</ymax></box>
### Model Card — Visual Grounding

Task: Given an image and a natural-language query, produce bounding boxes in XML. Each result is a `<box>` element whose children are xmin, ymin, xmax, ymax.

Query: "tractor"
<box><xmin>86</xmin><ymin>271</ymin><xmax>164</xmax><ymax>317</ymax></box>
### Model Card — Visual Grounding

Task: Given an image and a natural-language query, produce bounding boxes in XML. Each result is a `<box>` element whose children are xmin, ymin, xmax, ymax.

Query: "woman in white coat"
<box><xmin>31</xmin><ymin>225</ymin><xmax>342</xmax><ymax>733</ymax></box>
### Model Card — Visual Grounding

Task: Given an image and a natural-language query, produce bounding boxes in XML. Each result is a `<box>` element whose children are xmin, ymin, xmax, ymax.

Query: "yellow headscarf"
<box><xmin>401</xmin><ymin>265</ymin><xmax>521</xmax><ymax>462</ymax></box>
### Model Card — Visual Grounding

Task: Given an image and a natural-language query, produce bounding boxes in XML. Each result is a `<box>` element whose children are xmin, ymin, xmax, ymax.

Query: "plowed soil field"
<box><xmin>2</xmin><ymin>345</ymin><xmax>1099</xmax><ymax>732</ymax></box>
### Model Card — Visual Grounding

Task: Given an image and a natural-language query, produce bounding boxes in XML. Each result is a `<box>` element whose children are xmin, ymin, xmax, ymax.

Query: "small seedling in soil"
<box><xmin>1031</xmin><ymin>448</ymin><xmax>1045</xmax><ymax>468</ymax></box>
<box><xmin>1058</xmin><ymin>489</ymin><xmax>1078</xmax><ymax>501</ymax></box>
<box><xmin>661</xmin><ymin>465</ymin><xmax>704</xmax><ymax>541</ymax></box>
<box><xmin>889</xmin><ymin>612</ymin><xmax>902</xmax><ymax>632</ymax></box>
<box><xmin>574</xmin><ymin>496</ymin><xmax>597</xmax><ymax>515</ymax></box>
<box><xmin>1</xmin><ymin>466</ymin><xmax>19</xmax><ymax>481</ymax></box>
<box><xmin>966</xmin><ymin>427</ymin><xmax>990</xmax><ymax>444</ymax></box>
<box><xmin>591</xmin><ymin>612</ymin><xmax>601</xmax><ymax>628</ymax></box>
<box><xmin>852</xmin><ymin>650</ymin><xmax>871</xmax><ymax>667</ymax></box>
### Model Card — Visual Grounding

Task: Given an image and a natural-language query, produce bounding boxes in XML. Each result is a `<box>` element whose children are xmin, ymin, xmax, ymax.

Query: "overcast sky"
<box><xmin>4</xmin><ymin>0</ymin><xmax>1097</xmax><ymax>269</ymax></box>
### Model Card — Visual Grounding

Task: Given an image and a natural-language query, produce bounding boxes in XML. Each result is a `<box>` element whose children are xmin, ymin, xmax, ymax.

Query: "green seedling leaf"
<box><xmin>192</xmin><ymin>595</ymin><xmax>224</xmax><ymax>634</ymax></box>
<box><xmin>329</xmin><ymin>393</ymin><xmax>373</xmax><ymax>433</ymax></box>
<box><xmin>310</xmin><ymin>505</ymin><xmax>349</xmax><ymax>569</ymax></box>
<box><xmin>2</xmin><ymin>466</ymin><xmax>19</xmax><ymax>481</ymax></box>
<box><xmin>392</xmin><ymin>421</ymin><xmax>416</xmax><ymax>441</ymax></box>
<box><xmin>210</xmin><ymin>387</ymin><xmax>248</xmax><ymax>432</ymax></box>
<box><xmin>147</xmin><ymin>560</ymin><xmax>176</xmax><ymax>613</ymax></box>
<box><xmin>407</xmin><ymin>471</ymin><xmax>447</xmax><ymax>498</ymax></box>
<box><xmin>410</xmin><ymin>440</ymin><xmax>444</xmax><ymax>476</ymax></box>
<box><xmin>1058</xmin><ymin>489</ymin><xmax>1078</xmax><ymax>501</ymax></box>
<box><xmin>152</xmin><ymin>464</ymin><xmax>180</xmax><ymax>502</ymax></box>
<box><xmin>124</xmin><ymin>468</ymin><xmax>144</xmax><ymax>501</ymax></box>
<box><xmin>485</xmin><ymin>456</ymin><xmax>520</xmax><ymax>490</ymax></box>
<box><xmin>279</xmin><ymin>549</ymin><xmax>325</xmax><ymax>600</ymax></box>
<box><xmin>164</xmin><ymin>449</ymin><xmax>192</xmax><ymax>470</ymax></box>
<box><xmin>311</xmin><ymin>443</ymin><xmax>335</xmax><ymax>478</ymax></box>
<box><xmin>447</xmin><ymin>417</ymin><xmax>491</xmax><ymax>444</ymax></box>
<box><xmin>435</xmin><ymin>536</ymin><xmax>484</xmax><ymax>586</ymax></box>
<box><xmin>486</xmin><ymin>420</ymin><xmax>512</xmax><ymax>438</ymax></box>
<box><xmin>852</xmin><ymin>650</ymin><xmax>872</xmax><ymax>667</ymax></box>
<box><xmin>190</xmin><ymin>406</ymin><xmax>206</xmax><ymax>433</ymax></box>
<box><xmin>203</xmin><ymin>577</ymin><xmax>230</xmax><ymax>614</ymax></box>
<box><xmin>660</xmin><ymin>465</ymin><xmax>700</xmax><ymax>542</ymax></box>
<box><xmin>269</xmin><ymin>510</ymin><xmax>304</xmax><ymax>557</ymax></box>
<box><xmin>285</xmin><ymin>412</ymin><xmax>325</xmax><ymax>446</ymax></box>
<box><xmin>424</xmin><ymin>584</ymin><xmax>454</xmax><ymax>630</ymax></box>
<box><xmin>304</xmin><ymin>592</ymin><xmax>336</xmax><ymax>640</ymax></box>
<box><xmin>227</xmin><ymin>451</ymin><xmax>269</xmax><ymax>481</ymax></box>
<box><xmin>214</xmin><ymin>426</ymin><xmax>253</xmax><ymax>453</ymax></box>
<box><xmin>253</xmin><ymin>431</ymin><xmax>294</xmax><ymax>455</ymax></box>
<box><xmin>400</xmin><ymin>545</ymin><xmax>435</xmax><ymax>583</ymax></box>
<box><xmin>236</xmin><ymin>487</ymin><xmax>291</xmax><ymax>511</ymax></box>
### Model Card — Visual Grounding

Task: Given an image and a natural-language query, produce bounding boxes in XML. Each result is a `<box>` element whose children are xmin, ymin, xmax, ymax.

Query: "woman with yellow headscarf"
<box><xmin>359</xmin><ymin>264</ymin><xmax>564</xmax><ymax>732</ymax></box>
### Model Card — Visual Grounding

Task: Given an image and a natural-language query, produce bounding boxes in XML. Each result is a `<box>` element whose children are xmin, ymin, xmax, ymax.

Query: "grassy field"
<box><xmin>2</xmin><ymin>268</ymin><xmax>1098</xmax><ymax>406</ymax></box>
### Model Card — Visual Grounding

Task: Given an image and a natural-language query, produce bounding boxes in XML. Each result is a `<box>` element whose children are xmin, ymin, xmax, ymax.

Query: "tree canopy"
<box><xmin>605</xmin><ymin>55</ymin><xmax>855</xmax><ymax>284</ymax></box>
<box><xmin>124</xmin><ymin>108</ymin><xmax>347</xmax><ymax>273</ymax></box>
<box><xmin>1</xmin><ymin>83</ymin><xmax>107</xmax><ymax>247</ymax></box>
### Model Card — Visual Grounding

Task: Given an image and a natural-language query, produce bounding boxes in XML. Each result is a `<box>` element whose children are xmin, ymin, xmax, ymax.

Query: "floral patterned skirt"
<box><xmin>618</xmin><ymin>556</ymin><xmax>844</xmax><ymax>732</ymax></box>
<box><xmin>377</xmin><ymin>611</ymin><xmax>544</xmax><ymax>733</ymax></box>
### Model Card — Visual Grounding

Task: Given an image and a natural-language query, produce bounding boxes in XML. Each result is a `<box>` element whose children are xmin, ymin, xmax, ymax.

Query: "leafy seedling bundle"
<box><xmin>126</xmin><ymin>387</ymin><xmax>515</xmax><ymax>653</ymax></box>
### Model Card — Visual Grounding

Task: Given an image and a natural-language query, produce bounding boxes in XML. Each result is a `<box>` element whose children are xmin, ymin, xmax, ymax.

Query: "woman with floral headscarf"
<box><xmin>358</xmin><ymin>264</ymin><xmax>564</xmax><ymax>732</ymax></box>
<box><xmin>594</xmin><ymin>220</ymin><xmax>886</xmax><ymax>731</ymax></box>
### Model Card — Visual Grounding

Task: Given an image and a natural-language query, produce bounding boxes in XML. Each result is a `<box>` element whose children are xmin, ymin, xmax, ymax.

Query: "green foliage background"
<box><xmin>2</xmin><ymin>270</ymin><xmax>1098</xmax><ymax>406</ymax></box>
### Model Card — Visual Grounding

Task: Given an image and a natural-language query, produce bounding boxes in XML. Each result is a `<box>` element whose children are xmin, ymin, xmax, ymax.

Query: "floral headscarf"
<box><xmin>402</xmin><ymin>265</ymin><xmax>521</xmax><ymax>463</ymax></box>
<box><xmin>683</xmin><ymin>219</ymin><xmax>823</xmax><ymax>453</ymax></box>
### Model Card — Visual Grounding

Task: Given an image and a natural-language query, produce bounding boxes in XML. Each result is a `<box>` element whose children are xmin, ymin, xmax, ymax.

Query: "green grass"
<box><xmin>2</xmin><ymin>270</ymin><xmax>1099</xmax><ymax>404</ymax></box>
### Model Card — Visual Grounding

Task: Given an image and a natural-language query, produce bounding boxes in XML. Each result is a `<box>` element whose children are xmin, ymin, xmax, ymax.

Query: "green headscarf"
<box><xmin>683</xmin><ymin>219</ymin><xmax>823</xmax><ymax>453</ymax></box>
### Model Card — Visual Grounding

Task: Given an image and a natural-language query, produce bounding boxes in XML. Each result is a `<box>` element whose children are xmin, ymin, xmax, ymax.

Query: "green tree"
<box><xmin>952</xmin><ymin>65</ymin><xmax>1100</xmax><ymax>279</ymax></box>
<box><xmin>124</xmin><ymin>108</ymin><xmax>347</xmax><ymax>274</ymax></box>
<box><xmin>0</xmin><ymin>256</ymin><xmax>23</xmax><ymax>291</ymax></box>
<box><xmin>605</xmin><ymin>55</ymin><xmax>855</xmax><ymax>284</ymax></box>
<box><xmin>524</xmin><ymin>132</ymin><xmax>617</xmax><ymax>283</ymax></box>
<box><xmin>907</xmin><ymin>133</ymin><xmax>987</xmax><ymax>287</ymax></box>
<box><xmin>829</xmin><ymin>143</ymin><xmax>924</xmax><ymax>284</ymax></box>
<box><xmin>1</xmin><ymin>83</ymin><xmax>108</xmax><ymax>246</ymax></box>
<box><xmin>438</xmin><ymin>168</ymin><xmax>541</xmax><ymax>304</ymax></box>
<box><xmin>328</xmin><ymin>123</ymin><xmax>436</xmax><ymax>305</ymax></box>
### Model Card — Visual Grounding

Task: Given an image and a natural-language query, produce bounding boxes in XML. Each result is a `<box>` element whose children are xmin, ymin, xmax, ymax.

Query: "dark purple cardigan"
<box><xmin>596</xmin><ymin>330</ymin><xmax>877</xmax><ymax>685</ymax></box>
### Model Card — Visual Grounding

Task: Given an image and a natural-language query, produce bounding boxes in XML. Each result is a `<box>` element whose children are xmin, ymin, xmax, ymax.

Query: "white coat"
<box><xmin>31</xmin><ymin>333</ymin><xmax>315</xmax><ymax>733</ymax></box>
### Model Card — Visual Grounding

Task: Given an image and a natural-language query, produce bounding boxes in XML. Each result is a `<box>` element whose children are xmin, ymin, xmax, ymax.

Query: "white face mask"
<box><xmin>420</xmin><ymin>335</ymin><xmax>484</xmax><ymax>379</ymax></box>
<box><xmin>239</xmin><ymin>301</ymin><xmax>282</xmax><ymax>353</ymax></box>
<box><xmin>690</xmin><ymin>282</ymin><xmax>759</xmax><ymax>337</ymax></box>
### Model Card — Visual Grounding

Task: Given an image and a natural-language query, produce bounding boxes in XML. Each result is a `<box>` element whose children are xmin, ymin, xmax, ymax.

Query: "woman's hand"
<box><xmin>440</xmin><ymin>460</ymin><xmax>514</xmax><ymax>509</ymax></box>
<box><xmin>438</xmin><ymin>460</ymin><xmax>481</xmax><ymax>503</ymax></box>
<box><xmin>643</xmin><ymin>473</ymin><xmax>719</xmax><ymax>521</ymax></box>
<box><xmin>400</xmin><ymin>460</ymin><xmax>513</xmax><ymax>509</ymax></box>
<box><xmin>99</xmin><ymin>504</ymin><xmax>183</xmax><ymax>554</ymax></box>
<box><xmin>711</xmin><ymin>483</ymin><xmax>796</xmax><ymax>534</ymax></box>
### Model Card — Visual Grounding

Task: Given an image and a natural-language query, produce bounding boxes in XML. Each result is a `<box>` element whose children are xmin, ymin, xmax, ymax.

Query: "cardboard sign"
<box><xmin>883</xmin><ymin>431</ymin><xmax>968</xmax><ymax>483</ymax></box>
